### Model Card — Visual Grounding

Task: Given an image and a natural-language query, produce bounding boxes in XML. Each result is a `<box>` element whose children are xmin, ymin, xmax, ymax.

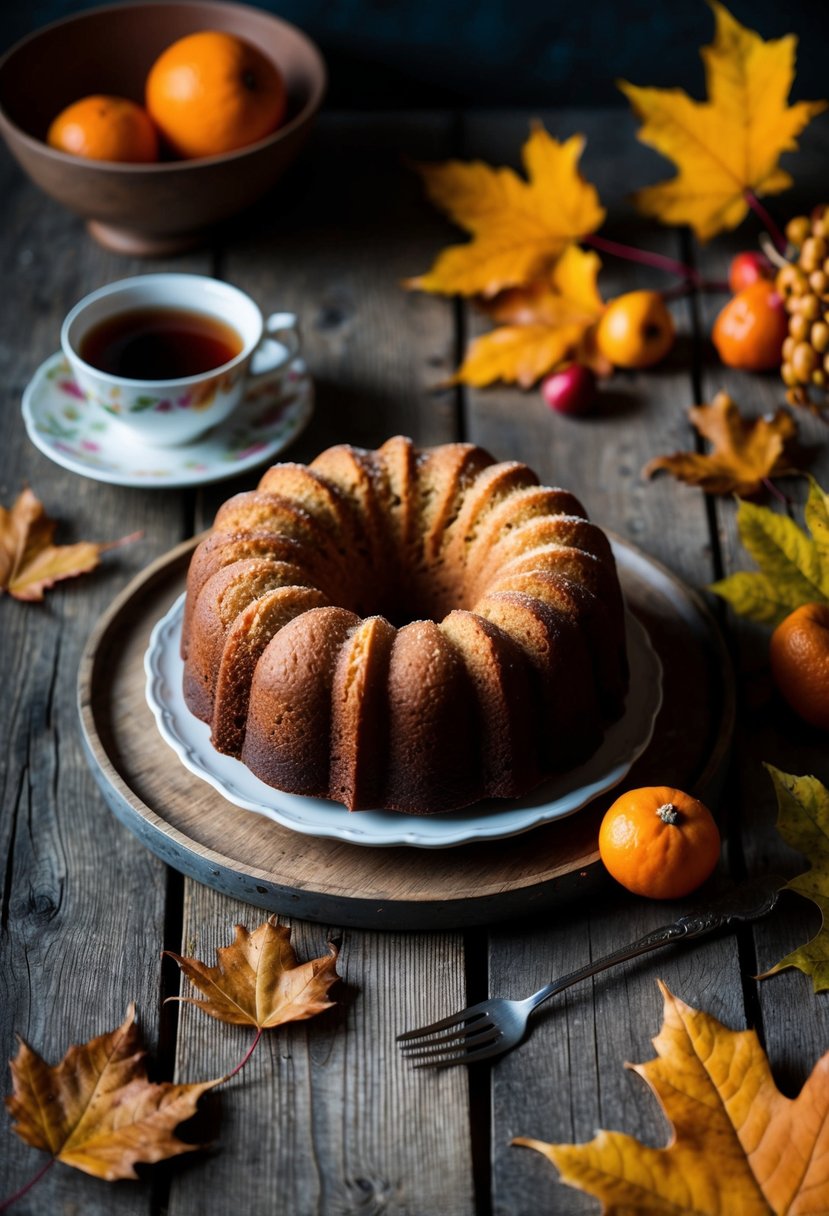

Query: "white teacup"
<box><xmin>61</xmin><ymin>273</ymin><xmax>300</xmax><ymax>447</ymax></box>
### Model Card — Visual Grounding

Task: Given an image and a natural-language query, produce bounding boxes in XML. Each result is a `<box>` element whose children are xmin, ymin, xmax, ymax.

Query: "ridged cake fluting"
<box><xmin>181</xmin><ymin>436</ymin><xmax>628</xmax><ymax>814</ymax></box>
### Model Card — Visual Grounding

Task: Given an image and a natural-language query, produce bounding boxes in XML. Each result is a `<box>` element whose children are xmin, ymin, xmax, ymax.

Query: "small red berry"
<box><xmin>728</xmin><ymin>251</ymin><xmax>773</xmax><ymax>294</ymax></box>
<box><xmin>541</xmin><ymin>364</ymin><xmax>597</xmax><ymax>415</ymax></box>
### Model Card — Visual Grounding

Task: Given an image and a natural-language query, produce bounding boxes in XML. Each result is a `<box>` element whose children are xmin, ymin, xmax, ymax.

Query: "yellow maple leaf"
<box><xmin>406</xmin><ymin>123</ymin><xmax>605</xmax><ymax>297</ymax></box>
<box><xmin>644</xmin><ymin>390</ymin><xmax>798</xmax><ymax>497</ymax></box>
<box><xmin>620</xmin><ymin>2</ymin><xmax>826</xmax><ymax>241</ymax></box>
<box><xmin>454</xmin><ymin>245</ymin><xmax>605</xmax><ymax>388</ymax></box>
<box><xmin>516</xmin><ymin>981</ymin><xmax>829</xmax><ymax>1214</ymax></box>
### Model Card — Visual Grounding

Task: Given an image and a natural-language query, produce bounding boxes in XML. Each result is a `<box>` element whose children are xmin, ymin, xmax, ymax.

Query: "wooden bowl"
<box><xmin>0</xmin><ymin>1</ymin><xmax>326</xmax><ymax>255</ymax></box>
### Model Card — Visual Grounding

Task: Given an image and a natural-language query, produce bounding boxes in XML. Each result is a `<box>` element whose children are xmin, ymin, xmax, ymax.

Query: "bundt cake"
<box><xmin>181</xmin><ymin>437</ymin><xmax>628</xmax><ymax>815</ymax></box>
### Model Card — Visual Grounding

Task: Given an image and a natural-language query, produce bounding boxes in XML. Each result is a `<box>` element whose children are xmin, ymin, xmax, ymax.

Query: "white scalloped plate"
<box><xmin>144</xmin><ymin>585</ymin><xmax>662</xmax><ymax>850</ymax></box>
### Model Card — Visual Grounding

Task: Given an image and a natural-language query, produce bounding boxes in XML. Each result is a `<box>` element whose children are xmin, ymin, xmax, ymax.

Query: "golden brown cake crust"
<box><xmin>182</xmin><ymin>436</ymin><xmax>628</xmax><ymax>814</ymax></box>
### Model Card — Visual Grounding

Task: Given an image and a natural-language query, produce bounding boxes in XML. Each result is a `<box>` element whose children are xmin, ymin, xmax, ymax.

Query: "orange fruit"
<box><xmin>46</xmin><ymin>95</ymin><xmax>158</xmax><ymax>163</ymax></box>
<box><xmin>769</xmin><ymin>602</ymin><xmax>829</xmax><ymax>731</ymax></box>
<box><xmin>595</xmin><ymin>291</ymin><xmax>675</xmax><ymax>369</ymax></box>
<box><xmin>712</xmin><ymin>280</ymin><xmax>788</xmax><ymax>371</ymax></box>
<box><xmin>598</xmin><ymin>786</ymin><xmax>720</xmax><ymax>900</ymax></box>
<box><xmin>146</xmin><ymin>30</ymin><xmax>286</xmax><ymax>160</ymax></box>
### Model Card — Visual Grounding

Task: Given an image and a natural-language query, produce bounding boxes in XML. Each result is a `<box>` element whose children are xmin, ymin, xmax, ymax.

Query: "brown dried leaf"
<box><xmin>5</xmin><ymin>1005</ymin><xmax>217</xmax><ymax>1181</ymax></box>
<box><xmin>644</xmin><ymin>391</ymin><xmax>797</xmax><ymax>497</ymax></box>
<box><xmin>165</xmin><ymin>916</ymin><xmax>340</xmax><ymax>1030</ymax></box>
<box><xmin>0</xmin><ymin>487</ymin><xmax>139</xmax><ymax>602</ymax></box>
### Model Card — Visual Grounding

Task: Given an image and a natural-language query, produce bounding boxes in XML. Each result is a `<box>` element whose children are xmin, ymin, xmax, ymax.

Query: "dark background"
<box><xmin>1</xmin><ymin>0</ymin><xmax>826</xmax><ymax>109</ymax></box>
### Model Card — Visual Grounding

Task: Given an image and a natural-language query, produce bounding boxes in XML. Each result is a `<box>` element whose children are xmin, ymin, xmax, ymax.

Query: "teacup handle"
<box><xmin>249</xmin><ymin>312</ymin><xmax>301</xmax><ymax>379</ymax></box>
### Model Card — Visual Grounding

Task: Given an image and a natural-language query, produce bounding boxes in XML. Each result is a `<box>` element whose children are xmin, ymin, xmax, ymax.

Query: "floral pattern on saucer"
<box><xmin>22</xmin><ymin>354</ymin><xmax>314</xmax><ymax>488</ymax></box>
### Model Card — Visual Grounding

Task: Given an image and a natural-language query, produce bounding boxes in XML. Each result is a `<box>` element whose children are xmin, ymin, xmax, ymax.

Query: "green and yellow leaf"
<box><xmin>762</xmin><ymin>766</ymin><xmax>829</xmax><ymax>991</ymax></box>
<box><xmin>710</xmin><ymin>484</ymin><xmax>829</xmax><ymax>624</ymax></box>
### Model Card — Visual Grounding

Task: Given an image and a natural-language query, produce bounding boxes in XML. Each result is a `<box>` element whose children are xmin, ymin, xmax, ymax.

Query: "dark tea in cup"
<box><xmin>79</xmin><ymin>306</ymin><xmax>244</xmax><ymax>380</ymax></box>
<box><xmin>62</xmin><ymin>273</ymin><xmax>301</xmax><ymax>446</ymax></box>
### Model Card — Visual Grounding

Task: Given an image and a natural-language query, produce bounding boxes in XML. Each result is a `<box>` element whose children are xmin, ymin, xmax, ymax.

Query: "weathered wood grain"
<box><xmin>166</xmin><ymin>115</ymin><xmax>476</xmax><ymax>1216</ymax></box>
<box><xmin>693</xmin><ymin>116</ymin><xmax>829</xmax><ymax>1094</ymax></box>
<box><xmin>458</xmin><ymin>111</ymin><xmax>747</xmax><ymax>1215</ymax></box>
<box><xmin>0</xmin><ymin>152</ymin><xmax>208</xmax><ymax>1212</ymax></box>
<box><xmin>2</xmin><ymin>103</ymin><xmax>828</xmax><ymax>1216</ymax></box>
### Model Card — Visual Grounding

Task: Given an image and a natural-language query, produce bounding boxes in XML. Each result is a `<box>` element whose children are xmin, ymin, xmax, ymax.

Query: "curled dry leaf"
<box><xmin>516</xmin><ymin>980</ymin><xmax>829</xmax><ymax>1214</ymax></box>
<box><xmin>0</xmin><ymin>487</ymin><xmax>140</xmax><ymax>602</ymax></box>
<box><xmin>5</xmin><ymin>1005</ymin><xmax>217</xmax><ymax>1181</ymax></box>
<box><xmin>406</xmin><ymin>122</ymin><xmax>605</xmax><ymax>298</ymax></box>
<box><xmin>644</xmin><ymin>391</ymin><xmax>797</xmax><ymax>497</ymax></box>
<box><xmin>165</xmin><ymin>916</ymin><xmax>340</xmax><ymax>1030</ymax></box>
<box><xmin>762</xmin><ymin>766</ymin><xmax>829</xmax><ymax>992</ymax></box>
<box><xmin>454</xmin><ymin>245</ymin><xmax>607</xmax><ymax>388</ymax></box>
<box><xmin>711</xmin><ymin>476</ymin><xmax>829</xmax><ymax>624</ymax></box>
<box><xmin>621</xmin><ymin>2</ymin><xmax>826</xmax><ymax>241</ymax></box>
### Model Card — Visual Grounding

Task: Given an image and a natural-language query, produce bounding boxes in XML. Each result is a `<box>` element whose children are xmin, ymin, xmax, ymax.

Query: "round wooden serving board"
<box><xmin>79</xmin><ymin>536</ymin><xmax>734</xmax><ymax>930</ymax></box>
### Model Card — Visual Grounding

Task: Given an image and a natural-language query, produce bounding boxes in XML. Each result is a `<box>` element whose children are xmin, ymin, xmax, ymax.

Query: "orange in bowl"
<box><xmin>146</xmin><ymin>30</ymin><xmax>286</xmax><ymax>159</ymax></box>
<box><xmin>47</xmin><ymin>94</ymin><xmax>158</xmax><ymax>163</ymax></box>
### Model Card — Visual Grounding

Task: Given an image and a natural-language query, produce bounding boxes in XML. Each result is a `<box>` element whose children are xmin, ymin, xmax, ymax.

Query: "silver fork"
<box><xmin>397</xmin><ymin>875</ymin><xmax>782</xmax><ymax>1068</ymax></box>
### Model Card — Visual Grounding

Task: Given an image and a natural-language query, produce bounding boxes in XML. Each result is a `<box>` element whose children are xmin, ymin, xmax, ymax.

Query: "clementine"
<box><xmin>598</xmin><ymin>786</ymin><xmax>720</xmax><ymax>900</ymax></box>
<box><xmin>769</xmin><ymin>602</ymin><xmax>829</xmax><ymax>731</ymax></box>
<box><xmin>712</xmin><ymin>280</ymin><xmax>788</xmax><ymax>371</ymax></box>
<box><xmin>146</xmin><ymin>31</ymin><xmax>286</xmax><ymax>160</ymax></box>
<box><xmin>595</xmin><ymin>291</ymin><xmax>675</xmax><ymax>369</ymax></box>
<box><xmin>47</xmin><ymin>95</ymin><xmax>158</xmax><ymax>163</ymax></box>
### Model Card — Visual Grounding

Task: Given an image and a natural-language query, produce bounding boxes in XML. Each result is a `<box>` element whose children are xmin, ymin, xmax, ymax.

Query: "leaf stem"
<box><xmin>744</xmin><ymin>191</ymin><xmax>788</xmax><ymax>255</ymax></box>
<box><xmin>221</xmin><ymin>1027</ymin><xmax>263</xmax><ymax>1083</ymax></box>
<box><xmin>762</xmin><ymin>478</ymin><xmax>792</xmax><ymax>506</ymax></box>
<box><xmin>0</xmin><ymin>1158</ymin><xmax>55</xmax><ymax>1213</ymax></box>
<box><xmin>584</xmin><ymin>232</ymin><xmax>704</xmax><ymax>286</ymax></box>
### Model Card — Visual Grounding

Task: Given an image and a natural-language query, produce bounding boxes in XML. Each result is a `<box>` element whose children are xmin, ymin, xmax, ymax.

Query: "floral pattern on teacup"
<box><xmin>25</xmin><ymin>353</ymin><xmax>313</xmax><ymax>487</ymax></box>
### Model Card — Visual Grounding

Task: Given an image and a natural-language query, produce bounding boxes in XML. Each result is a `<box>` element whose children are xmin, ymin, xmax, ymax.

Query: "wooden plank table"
<box><xmin>1</xmin><ymin>108</ymin><xmax>828</xmax><ymax>1216</ymax></box>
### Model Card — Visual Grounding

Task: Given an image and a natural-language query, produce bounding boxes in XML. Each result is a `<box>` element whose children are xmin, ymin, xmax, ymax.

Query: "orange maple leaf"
<box><xmin>165</xmin><ymin>916</ymin><xmax>340</xmax><ymax>1030</ymax></box>
<box><xmin>454</xmin><ymin>245</ymin><xmax>607</xmax><ymax>388</ymax></box>
<box><xmin>620</xmin><ymin>2</ymin><xmax>826</xmax><ymax>241</ymax></box>
<box><xmin>0</xmin><ymin>487</ymin><xmax>139</xmax><ymax>602</ymax></box>
<box><xmin>5</xmin><ymin>1005</ymin><xmax>217</xmax><ymax>1181</ymax></box>
<box><xmin>406</xmin><ymin>123</ymin><xmax>605</xmax><ymax>298</ymax></box>
<box><xmin>643</xmin><ymin>391</ymin><xmax>797</xmax><ymax>496</ymax></box>
<box><xmin>516</xmin><ymin>980</ymin><xmax>829</xmax><ymax>1214</ymax></box>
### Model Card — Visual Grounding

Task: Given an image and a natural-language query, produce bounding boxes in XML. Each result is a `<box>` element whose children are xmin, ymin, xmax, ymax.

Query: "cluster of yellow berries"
<box><xmin>778</xmin><ymin>206</ymin><xmax>829</xmax><ymax>406</ymax></box>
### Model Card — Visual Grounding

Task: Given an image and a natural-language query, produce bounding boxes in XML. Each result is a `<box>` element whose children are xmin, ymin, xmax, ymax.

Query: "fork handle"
<box><xmin>525</xmin><ymin>875</ymin><xmax>782</xmax><ymax>1013</ymax></box>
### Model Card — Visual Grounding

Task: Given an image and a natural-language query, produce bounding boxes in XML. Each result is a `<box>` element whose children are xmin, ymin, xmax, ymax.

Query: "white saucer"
<box><xmin>22</xmin><ymin>352</ymin><xmax>314</xmax><ymax>488</ymax></box>
<box><xmin>144</xmin><ymin>557</ymin><xmax>663</xmax><ymax>849</ymax></box>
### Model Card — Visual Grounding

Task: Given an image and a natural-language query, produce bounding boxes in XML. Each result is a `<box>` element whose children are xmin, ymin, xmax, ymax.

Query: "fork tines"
<box><xmin>397</xmin><ymin>1009</ymin><xmax>501</xmax><ymax>1068</ymax></box>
